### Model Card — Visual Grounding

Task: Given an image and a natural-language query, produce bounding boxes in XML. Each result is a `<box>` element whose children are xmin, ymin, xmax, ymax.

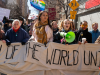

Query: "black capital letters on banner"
<box><xmin>90</xmin><ymin>51</ymin><xmax>97</xmax><ymax>66</ymax></box>
<box><xmin>46</xmin><ymin>48</ymin><xmax>54</xmax><ymax>65</ymax></box>
<box><xmin>67</xmin><ymin>51</ymin><xmax>72</xmax><ymax>66</ymax></box>
<box><xmin>32</xmin><ymin>44</ymin><xmax>41</xmax><ymax>61</ymax></box>
<box><xmin>6</xmin><ymin>45</ymin><xmax>19</xmax><ymax>59</ymax></box>
<box><xmin>60</xmin><ymin>50</ymin><xmax>67</xmax><ymax>65</ymax></box>
<box><xmin>73</xmin><ymin>50</ymin><xmax>79</xmax><ymax>65</ymax></box>
<box><xmin>52</xmin><ymin>49</ymin><xmax>61</xmax><ymax>65</ymax></box>
<box><xmin>0</xmin><ymin>45</ymin><xmax>2</xmax><ymax>52</ymax></box>
<box><xmin>26</xmin><ymin>42</ymin><xmax>30</xmax><ymax>57</ymax></box>
<box><xmin>97</xmin><ymin>51</ymin><xmax>100</xmax><ymax>67</ymax></box>
<box><xmin>84</xmin><ymin>51</ymin><xmax>90</xmax><ymax>65</ymax></box>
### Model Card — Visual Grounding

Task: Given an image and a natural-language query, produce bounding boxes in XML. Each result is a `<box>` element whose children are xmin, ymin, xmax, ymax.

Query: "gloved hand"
<box><xmin>21</xmin><ymin>42</ymin><xmax>26</xmax><ymax>45</ymax></box>
<box><xmin>6</xmin><ymin>42</ymin><xmax>11</xmax><ymax>46</ymax></box>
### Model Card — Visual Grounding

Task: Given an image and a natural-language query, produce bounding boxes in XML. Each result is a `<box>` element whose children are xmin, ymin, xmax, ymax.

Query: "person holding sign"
<box><xmin>5</xmin><ymin>19</ymin><xmax>30</xmax><ymax>46</ymax></box>
<box><xmin>76</xmin><ymin>21</ymin><xmax>92</xmax><ymax>44</ymax></box>
<box><xmin>32</xmin><ymin>11</ymin><xmax>53</xmax><ymax>45</ymax></box>
<box><xmin>54</xmin><ymin>19</ymin><xmax>75</xmax><ymax>44</ymax></box>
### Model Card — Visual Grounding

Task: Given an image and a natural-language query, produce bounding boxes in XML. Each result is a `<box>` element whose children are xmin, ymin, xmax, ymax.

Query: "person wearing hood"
<box><xmin>18</xmin><ymin>16</ymin><xmax>28</xmax><ymax>33</ymax></box>
<box><xmin>8</xmin><ymin>19</ymin><xmax>13</xmax><ymax>28</ymax></box>
<box><xmin>3</xmin><ymin>18</ymin><xmax>10</xmax><ymax>33</ymax></box>
<box><xmin>76</xmin><ymin>21</ymin><xmax>92</xmax><ymax>44</ymax></box>
<box><xmin>89</xmin><ymin>23</ymin><xmax>100</xmax><ymax>43</ymax></box>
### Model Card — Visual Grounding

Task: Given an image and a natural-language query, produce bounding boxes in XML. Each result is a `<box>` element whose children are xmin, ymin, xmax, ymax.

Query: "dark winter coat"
<box><xmin>75</xmin><ymin>28</ymin><xmax>92</xmax><ymax>43</ymax></box>
<box><xmin>5</xmin><ymin>27</ymin><xmax>30</xmax><ymax>43</ymax></box>
<box><xmin>21</xmin><ymin>24</ymin><xmax>28</xmax><ymax>33</ymax></box>
<box><xmin>53</xmin><ymin>28</ymin><xmax>59</xmax><ymax>42</ymax></box>
<box><xmin>3</xmin><ymin>24</ymin><xmax>11</xmax><ymax>33</ymax></box>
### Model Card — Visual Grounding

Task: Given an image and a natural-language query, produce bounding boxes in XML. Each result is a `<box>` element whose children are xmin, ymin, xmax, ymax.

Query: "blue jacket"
<box><xmin>5</xmin><ymin>27</ymin><xmax>30</xmax><ymax>43</ymax></box>
<box><xmin>89</xmin><ymin>29</ymin><xmax>100</xmax><ymax>43</ymax></box>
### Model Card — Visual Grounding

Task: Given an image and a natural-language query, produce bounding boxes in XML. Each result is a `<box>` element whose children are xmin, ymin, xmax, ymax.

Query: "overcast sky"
<box><xmin>27</xmin><ymin>0</ymin><xmax>39</xmax><ymax>15</ymax></box>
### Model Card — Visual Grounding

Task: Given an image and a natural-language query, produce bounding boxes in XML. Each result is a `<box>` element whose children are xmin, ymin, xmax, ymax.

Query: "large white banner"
<box><xmin>0</xmin><ymin>41</ymin><xmax>100</xmax><ymax>75</ymax></box>
<box><xmin>0</xmin><ymin>7</ymin><xmax>10</xmax><ymax>21</ymax></box>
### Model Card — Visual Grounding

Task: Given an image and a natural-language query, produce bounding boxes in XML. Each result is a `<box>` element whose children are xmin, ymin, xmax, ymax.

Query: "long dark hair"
<box><xmin>70</xmin><ymin>21</ymin><xmax>75</xmax><ymax>31</ymax></box>
<box><xmin>38</xmin><ymin>11</ymin><xmax>52</xmax><ymax>29</ymax></box>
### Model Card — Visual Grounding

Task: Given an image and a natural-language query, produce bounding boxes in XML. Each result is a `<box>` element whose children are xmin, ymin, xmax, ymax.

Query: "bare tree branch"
<box><xmin>57</xmin><ymin>0</ymin><xmax>65</xmax><ymax>9</ymax></box>
<box><xmin>6</xmin><ymin>4</ymin><xmax>22</xmax><ymax>19</ymax></box>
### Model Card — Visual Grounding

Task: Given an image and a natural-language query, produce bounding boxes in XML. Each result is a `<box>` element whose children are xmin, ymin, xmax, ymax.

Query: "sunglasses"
<box><xmin>81</xmin><ymin>24</ymin><xmax>88</xmax><ymax>27</ymax></box>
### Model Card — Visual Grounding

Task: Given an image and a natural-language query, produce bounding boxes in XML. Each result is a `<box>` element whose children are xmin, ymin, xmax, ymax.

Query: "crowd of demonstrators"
<box><xmin>1</xmin><ymin>10</ymin><xmax>100</xmax><ymax>75</ymax></box>
<box><xmin>32</xmin><ymin>11</ymin><xmax>53</xmax><ymax>45</ymax></box>
<box><xmin>1</xmin><ymin>10</ymin><xmax>100</xmax><ymax>47</ymax></box>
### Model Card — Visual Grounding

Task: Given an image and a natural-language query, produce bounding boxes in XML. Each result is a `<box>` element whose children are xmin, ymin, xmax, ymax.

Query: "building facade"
<box><xmin>17</xmin><ymin>0</ymin><xmax>29</xmax><ymax>19</ymax></box>
<box><xmin>76</xmin><ymin>0</ymin><xmax>100</xmax><ymax>31</ymax></box>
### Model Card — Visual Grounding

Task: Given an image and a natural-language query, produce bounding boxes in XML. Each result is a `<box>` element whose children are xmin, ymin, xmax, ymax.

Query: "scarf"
<box><xmin>35</xmin><ymin>21</ymin><xmax>48</xmax><ymax>44</ymax></box>
<box><xmin>13</xmin><ymin>27</ymin><xmax>20</xmax><ymax>33</ymax></box>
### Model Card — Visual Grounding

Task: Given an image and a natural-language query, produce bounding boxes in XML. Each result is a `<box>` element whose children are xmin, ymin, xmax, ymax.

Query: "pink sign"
<box><xmin>0</xmin><ymin>7</ymin><xmax>10</xmax><ymax>21</ymax></box>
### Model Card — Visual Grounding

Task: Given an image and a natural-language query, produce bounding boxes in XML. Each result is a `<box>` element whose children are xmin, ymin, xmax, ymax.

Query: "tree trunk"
<box><xmin>66</xmin><ymin>0</ymin><xmax>69</xmax><ymax>19</ymax></box>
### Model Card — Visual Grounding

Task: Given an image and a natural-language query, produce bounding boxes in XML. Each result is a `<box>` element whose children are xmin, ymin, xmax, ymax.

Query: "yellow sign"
<box><xmin>69</xmin><ymin>0</ymin><xmax>79</xmax><ymax>10</ymax></box>
<box><xmin>70</xmin><ymin>11</ymin><xmax>77</xmax><ymax>15</ymax></box>
<box><xmin>70</xmin><ymin>11</ymin><xmax>77</xmax><ymax>19</ymax></box>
